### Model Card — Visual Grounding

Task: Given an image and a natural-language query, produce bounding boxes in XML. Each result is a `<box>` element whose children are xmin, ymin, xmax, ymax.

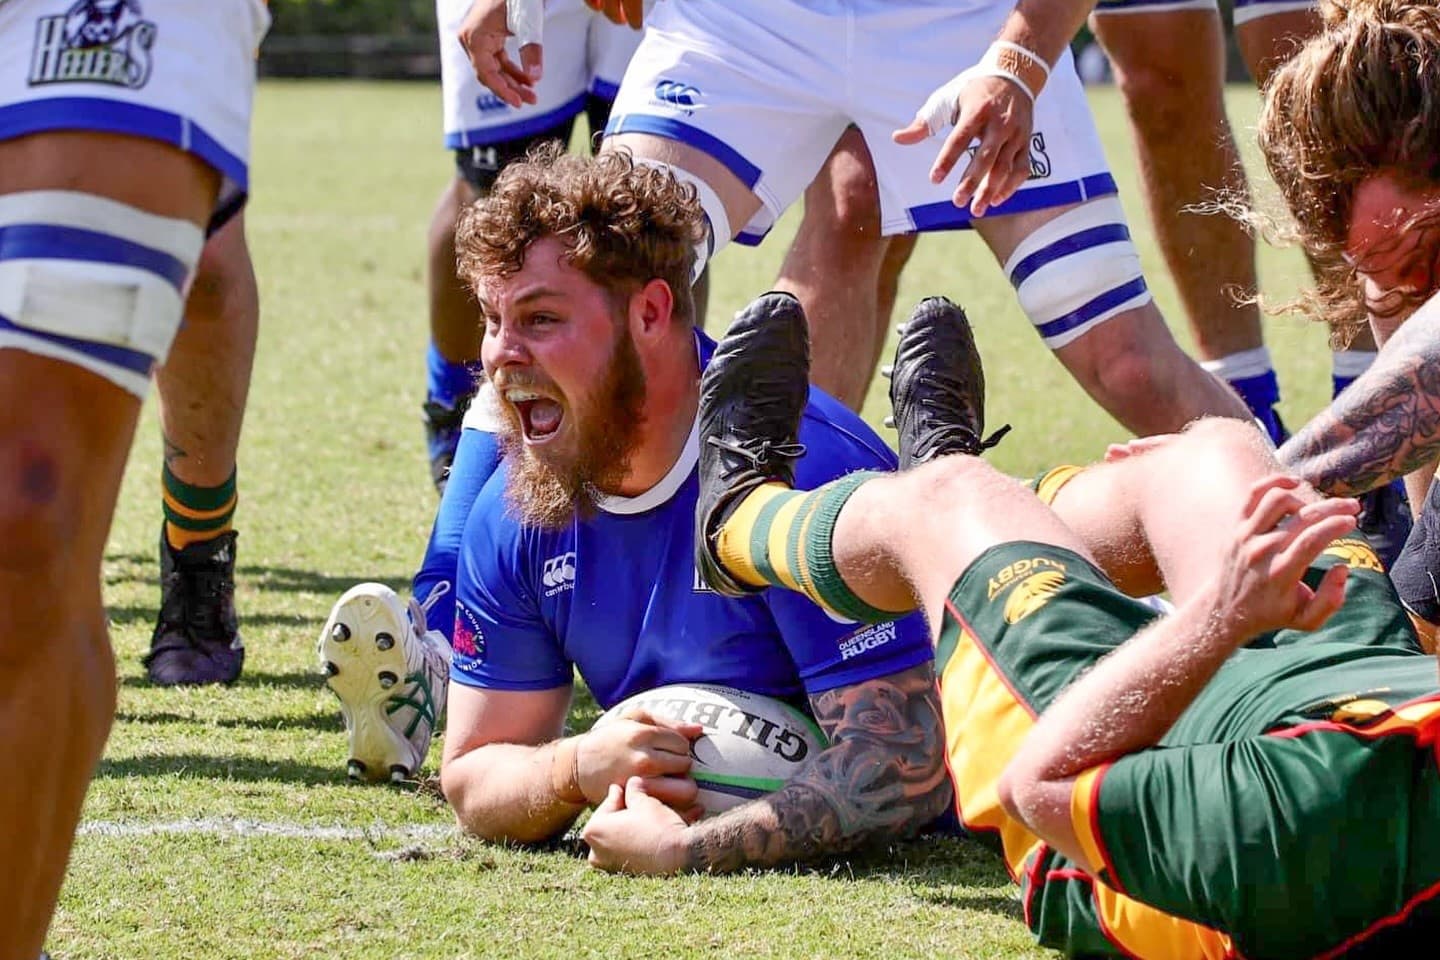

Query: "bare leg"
<box><xmin>1235</xmin><ymin>8</ymin><xmax>1320</xmax><ymax>87</ymax></box>
<box><xmin>1092</xmin><ymin>11</ymin><xmax>1263</xmax><ymax>363</ymax></box>
<box><xmin>428</xmin><ymin>177</ymin><xmax>482</xmax><ymax>366</ymax></box>
<box><xmin>975</xmin><ymin>202</ymin><xmax>1249</xmax><ymax>435</ymax></box>
<box><xmin>775</xmin><ymin>129</ymin><xmax>918</xmax><ymax>411</ymax></box>
<box><xmin>1047</xmin><ymin>418</ymin><xmax>1302</xmax><ymax>601</ymax></box>
<box><xmin>156</xmin><ymin>213</ymin><xmax>256</xmax><ymax>491</ymax></box>
<box><xmin>1235</xmin><ymin>8</ymin><xmax>1384</xmax><ymax>377</ymax></box>
<box><xmin>811</xmin><ymin>420</ymin><xmax>1294</xmax><ymax>627</ymax></box>
<box><xmin>827</xmin><ymin>459</ymin><xmax>1095</xmax><ymax>629</ymax></box>
<box><xmin>0</xmin><ymin>132</ymin><xmax>218</xmax><ymax>959</ymax></box>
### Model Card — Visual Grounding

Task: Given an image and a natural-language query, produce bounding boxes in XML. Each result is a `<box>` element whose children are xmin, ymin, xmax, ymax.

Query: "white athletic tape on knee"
<box><xmin>633</xmin><ymin>159</ymin><xmax>731</xmax><ymax>282</ymax></box>
<box><xmin>0</xmin><ymin>191</ymin><xmax>203</xmax><ymax>397</ymax></box>
<box><xmin>506</xmin><ymin>0</ymin><xmax>544</xmax><ymax>47</ymax></box>
<box><xmin>1002</xmin><ymin>196</ymin><xmax>1152</xmax><ymax>350</ymax></box>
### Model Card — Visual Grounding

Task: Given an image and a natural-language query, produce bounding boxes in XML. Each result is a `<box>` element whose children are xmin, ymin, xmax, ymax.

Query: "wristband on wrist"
<box><xmin>549</xmin><ymin>736</ymin><xmax>586</xmax><ymax>806</ymax></box>
<box><xmin>980</xmin><ymin>40</ymin><xmax>1050</xmax><ymax>102</ymax></box>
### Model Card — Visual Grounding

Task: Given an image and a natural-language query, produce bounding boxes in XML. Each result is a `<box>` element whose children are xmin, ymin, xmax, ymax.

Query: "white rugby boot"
<box><xmin>319</xmin><ymin>582</ymin><xmax>452</xmax><ymax>783</ymax></box>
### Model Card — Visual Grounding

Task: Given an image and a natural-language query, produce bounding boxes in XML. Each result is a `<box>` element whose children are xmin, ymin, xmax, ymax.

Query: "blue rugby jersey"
<box><xmin>449</xmin><ymin>333</ymin><xmax>931</xmax><ymax>709</ymax></box>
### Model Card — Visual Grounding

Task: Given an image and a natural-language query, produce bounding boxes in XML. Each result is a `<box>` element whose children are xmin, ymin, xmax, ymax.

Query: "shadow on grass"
<box><xmin>95</xmin><ymin>751</ymin><xmax>341</xmax><ymax>786</ymax></box>
<box><xmin>114</xmin><ymin>709</ymin><xmax>340</xmax><ymax>734</ymax></box>
<box><xmin>107</xmin><ymin>604</ymin><xmax>328</xmax><ymax>630</ymax></box>
<box><xmin>103</xmin><ymin>551</ymin><xmax>413</xmax><ymax>597</ymax></box>
<box><xmin>118</xmin><ymin>669</ymin><xmax>325</xmax><ymax>691</ymax></box>
<box><xmin>915</xmin><ymin>889</ymin><xmax>1024</xmax><ymax>917</ymax></box>
<box><xmin>781</xmin><ymin>835</ymin><xmax>1023</xmax><ymax>921</ymax></box>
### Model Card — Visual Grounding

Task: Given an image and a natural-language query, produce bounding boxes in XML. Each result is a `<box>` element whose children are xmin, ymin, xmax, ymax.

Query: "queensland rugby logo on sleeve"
<box><xmin>838</xmin><ymin>621</ymin><xmax>898</xmax><ymax>661</ymax></box>
<box><xmin>452</xmin><ymin>603</ymin><xmax>486</xmax><ymax>663</ymax></box>
<box><xmin>986</xmin><ymin>556</ymin><xmax>1067</xmax><ymax>624</ymax></box>
<box><xmin>30</xmin><ymin>0</ymin><xmax>155</xmax><ymax>89</ymax></box>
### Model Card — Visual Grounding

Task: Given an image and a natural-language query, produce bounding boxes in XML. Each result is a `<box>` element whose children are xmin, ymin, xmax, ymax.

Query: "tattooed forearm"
<box><xmin>681</xmin><ymin>661</ymin><xmax>951</xmax><ymax>873</ymax></box>
<box><xmin>1279</xmin><ymin>305</ymin><xmax>1440</xmax><ymax>494</ymax></box>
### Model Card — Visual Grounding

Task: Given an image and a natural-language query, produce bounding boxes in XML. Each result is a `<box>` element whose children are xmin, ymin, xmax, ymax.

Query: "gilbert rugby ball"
<box><xmin>596</xmin><ymin>683</ymin><xmax>828</xmax><ymax>814</ymax></box>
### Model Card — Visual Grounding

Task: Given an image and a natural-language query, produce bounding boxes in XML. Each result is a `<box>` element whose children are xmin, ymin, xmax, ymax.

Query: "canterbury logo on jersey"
<box><xmin>475</xmin><ymin>92</ymin><xmax>511</xmax><ymax>114</ymax></box>
<box><xmin>653</xmin><ymin>80</ymin><xmax>700</xmax><ymax>109</ymax></box>
<box><xmin>30</xmin><ymin>0</ymin><xmax>156</xmax><ymax>89</ymax></box>
<box><xmin>542</xmin><ymin>552</ymin><xmax>576</xmax><ymax>596</ymax></box>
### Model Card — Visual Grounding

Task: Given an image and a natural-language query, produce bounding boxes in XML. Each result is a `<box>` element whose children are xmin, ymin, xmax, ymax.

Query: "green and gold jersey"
<box><xmin>939</xmin><ymin>538</ymin><xmax>1440</xmax><ymax>959</ymax></box>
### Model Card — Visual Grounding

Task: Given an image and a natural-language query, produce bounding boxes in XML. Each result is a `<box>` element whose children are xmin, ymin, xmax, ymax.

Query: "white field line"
<box><xmin>78</xmin><ymin>817</ymin><xmax>456</xmax><ymax>841</ymax></box>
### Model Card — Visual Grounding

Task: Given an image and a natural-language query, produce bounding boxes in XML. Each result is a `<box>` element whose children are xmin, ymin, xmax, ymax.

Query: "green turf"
<box><xmin>52</xmin><ymin>80</ymin><xmax>1329</xmax><ymax>959</ymax></box>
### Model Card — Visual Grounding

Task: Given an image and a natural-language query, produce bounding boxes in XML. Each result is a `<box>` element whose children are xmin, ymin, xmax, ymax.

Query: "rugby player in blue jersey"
<box><xmin>321</xmin><ymin>145</ymin><xmax>953</xmax><ymax>869</ymax></box>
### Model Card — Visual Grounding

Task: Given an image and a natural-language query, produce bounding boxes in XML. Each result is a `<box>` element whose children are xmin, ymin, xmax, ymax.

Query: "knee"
<box><xmin>803</xmin><ymin>164</ymin><xmax>885</xmax><ymax>250</ymax></box>
<box><xmin>189</xmin><ymin>220</ymin><xmax>256</xmax><ymax>319</ymax></box>
<box><xmin>1111</xmin><ymin>62</ymin><xmax>1204</xmax><ymax>135</ymax></box>
<box><xmin>901</xmin><ymin>455</ymin><xmax>1009</xmax><ymax>516</ymax></box>
<box><xmin>1180</xmin><ymin>416</ymin><xmax>1273</xmax><ymax>460</ymax></box>
<box><xmin>1074</xmin><ymin>332</ymin><xmax>1173</xmax><ymax>407</ymax></box>
<box><xmin>0</xmin><ymin>428</ymin><xmax>80</xmax><ymax>574</ymax></box>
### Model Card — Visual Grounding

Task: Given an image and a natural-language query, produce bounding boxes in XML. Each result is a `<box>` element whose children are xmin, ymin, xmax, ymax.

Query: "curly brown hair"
<box><xmin>1258</xmin><ymin>0</ymin><xmax>1440</xmax><ymax>339</ymax></box>
<box><xmin>455</xmin><ymin>143</ymin><xmax>706</xmax><ymax>325</ymax></box>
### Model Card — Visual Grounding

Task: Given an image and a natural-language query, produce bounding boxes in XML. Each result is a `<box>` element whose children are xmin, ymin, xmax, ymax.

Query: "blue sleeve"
<box><xmin>771</xmin><ymin>398</ymin><xmax>933</xmax><ymax>694</ymax></box>
<box><xmin>413</xmin><ymin>427</ymin><xmax>503</xmax><ymax>642</ymax></box>
<box><xmin>448</xmin><ymin>479</ymin><xmax>572</xmax><ymax>692</ymax></box>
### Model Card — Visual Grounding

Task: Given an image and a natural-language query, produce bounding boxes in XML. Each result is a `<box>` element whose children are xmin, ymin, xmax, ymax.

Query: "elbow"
<box><xmin>996</xmin><ymin>764</ymin><xmax>1030</xmax><ymax>829</ymax></box>
<box><xmin>440</xmin><ymin>756</ymin><xmax>563</xmax><ymax>847</ymax></box>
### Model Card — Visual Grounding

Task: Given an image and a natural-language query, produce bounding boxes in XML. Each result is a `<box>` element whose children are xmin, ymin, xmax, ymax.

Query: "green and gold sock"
<box><xmin>163</xmin><ymin>466</ymin><xmax>237</xmax><ymax>550</ymax></box>
<box><xmin>713</xmin><ymin>471</ymin><xmax>902</xmax><ymax>623</ymax></box>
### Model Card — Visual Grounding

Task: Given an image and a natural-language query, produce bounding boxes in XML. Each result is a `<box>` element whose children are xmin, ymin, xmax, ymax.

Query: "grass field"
<box><xmin>51</xmin><ymin>81</ymin><xmax>1333</xmax><ymax>959</ymax></box>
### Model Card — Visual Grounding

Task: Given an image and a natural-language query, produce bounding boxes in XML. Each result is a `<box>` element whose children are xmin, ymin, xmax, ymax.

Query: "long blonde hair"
<box><xmin>1258</xmin><ymin>0</ymin><xmax>1440</xmax><ymax>339</ymax></box>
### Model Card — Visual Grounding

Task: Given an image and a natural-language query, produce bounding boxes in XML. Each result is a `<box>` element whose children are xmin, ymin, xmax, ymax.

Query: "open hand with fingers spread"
<box><xmin>574</xmin><ymin>707</ymin><xmax>703</xmax><ymax>811</ymax></box>
<box><xmin>1211</xmin><ymin>475</ymin><xmax>1360</xmax><ymax>639</ymax></box>
<box><xmin>893</xmin><ymin>66</ymin><xmax>1037</xmax><ymax>217</ymax></box>
<box><xmin>458</xmin><ymin>0</ymin><xmax>543</xmax><ymax>107</ymax></box>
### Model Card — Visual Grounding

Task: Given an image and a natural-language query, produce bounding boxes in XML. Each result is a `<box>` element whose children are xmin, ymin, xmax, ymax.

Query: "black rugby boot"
<box><xmin>144</xmin><ymin>529</ymin><xmax>245</xmax><ymax>686</ymax></box>
<box><xmin>695</xmin><ymin>291</ymin><xmax>811</xmax><ymax>597</ymax></box>
<box><xmin>887</xmin><ymin>296</ymin><xmax>1009</xmax><ymax>470</ymax></box>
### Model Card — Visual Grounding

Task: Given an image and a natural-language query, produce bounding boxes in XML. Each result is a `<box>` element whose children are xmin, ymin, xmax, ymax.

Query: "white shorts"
<box><xmin>439</xmin><ymin>0</ymin><xmax>642</xmax><ymax>149</ymax></box>
<box><xmin>605</xmin><ymin>0</ymin><xmax>1116</xmax><ymax>243</ymax></box>
<box><xmin>0</xmin><ymin>0</ymin><xmax>269</xmax><ymax>221</ymax></box>
<box><xmin>1092</xmin><ymin>0</ymin><xmax>1313</xmax><ymax>25</ymax></box>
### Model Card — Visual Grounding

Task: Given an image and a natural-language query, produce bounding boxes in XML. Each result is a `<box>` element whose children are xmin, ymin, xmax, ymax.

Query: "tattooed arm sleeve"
<box><xmin>1278</xmin><ymin>297</ymin><xmax>1440</xmax><ymax>495</ymax></box>
<box><xmin>679</xmin><ymin>661</ymin><xmax>952</xmax><ymax>873</ymax></box>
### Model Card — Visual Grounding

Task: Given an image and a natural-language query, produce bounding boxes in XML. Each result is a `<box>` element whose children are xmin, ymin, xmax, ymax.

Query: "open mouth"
<box><xmin>505</xmin><ymin>389</ymin><xmax>564</xmax><ymax>444</ymax></box>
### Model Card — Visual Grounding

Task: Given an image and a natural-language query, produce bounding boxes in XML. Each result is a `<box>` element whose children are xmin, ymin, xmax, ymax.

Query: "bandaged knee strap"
<box><xmin>634</xmin><ymin>159</ymin><xmax>731</xmax><ymax>282</ymax></box>
<box><xmin>1003</xmin><ymin>196</ymin><xmax>1152</xmax><ymax>350</ymax></box>
<box><xmin>0</xmin><ymin>190</ymin><xmax>204</xmax><ymax>397</ymax></box>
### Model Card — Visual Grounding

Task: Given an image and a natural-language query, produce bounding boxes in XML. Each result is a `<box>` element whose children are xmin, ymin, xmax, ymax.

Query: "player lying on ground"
<box><xmin>320</xmin><ymin>148</ymin><xmax>953</xmax><ymax>875</ymax></box>
<box><xmin>587</xmin><ymin>296</ymin><xmax>1440</xmax><ymax>955</ymax></box>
